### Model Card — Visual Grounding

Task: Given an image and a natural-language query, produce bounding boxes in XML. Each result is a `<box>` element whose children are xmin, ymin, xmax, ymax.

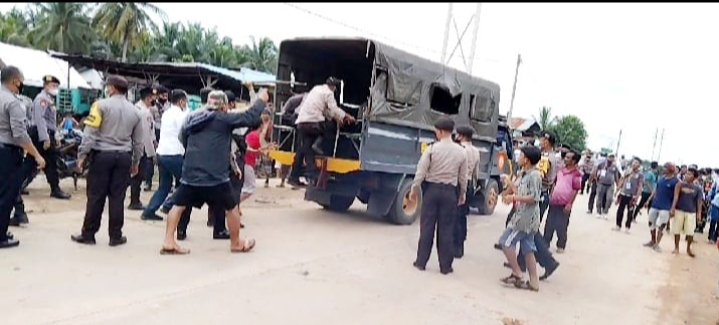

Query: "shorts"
<box><xmin>242</xmin><ymin>164</ymin><xmax>256</xmax><ymax>194</ymax></box>
<box><xmin>498</xmin><ymin>228</ymin><xmax>537</xmax><ymax>255</ymax></box>
<box><xmin>648</xmin><ymin>208</ymin><xmax>670</xmax><ymax>229</ymax></box>
<box><xmin>671</xmin><ymin>210</ymin><xmax>697</xmax><ymax>236</ymax></box>
<box><xmin>172</xmin><ymin>182</ymin><xmax>238</xmax><ymax>211</ymax></box>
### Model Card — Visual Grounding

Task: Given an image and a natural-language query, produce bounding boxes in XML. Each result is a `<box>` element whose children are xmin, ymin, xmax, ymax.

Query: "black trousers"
<box><xmin>616</xmin><ymin>194</ymin><xmax>634</xmax><ymax>228</ymax></box>
<box><xmin>633</xmin><ymin>192</ymin><xmax>651</xmax><ymax>219</ymax></box>
<box><xmin>129</xmin><ymin>155</ymin><xmax>152</xmax><ymax>204</ymax></box>
<box><xmin>587</xmin><ymin>182</ymin><xmax>598</xmax><ymax>212</ymax></box>
<box><xmin>26</xmin><ymin>127</ymin><xmax>60</xmax><ymax>189</ymax></box>
<box><xmin>580</xmin><ymin>174</ymin><xmax>590</xmax><ymax>194</ymax></box>
<box><xmin>81</xmin><ymin>151</ymin><xmax>132</xmax><ymax>239</ymax></box>
<box><xmin>415</xmin><ymin>183</ymin><xmax>458</xmax><ymax>271</ymax></box>
<box><xmin>544</xmin><ymin>205</ymin><xmax>570</xmax><ymax>249</ymax></box>
<box><xmin>0</xmin><ymin>145</ymin><xmax>24</xmax><ymax>241</ymax></box>
<box><xmin>290</xmin><ymin>122</ymin><xmax>322</xmax><ymax>181</ymax></box>
<box><xmin>453</xmin><ymin>181</ymin><xmax>472</xmax><ymax>254</ymax></box>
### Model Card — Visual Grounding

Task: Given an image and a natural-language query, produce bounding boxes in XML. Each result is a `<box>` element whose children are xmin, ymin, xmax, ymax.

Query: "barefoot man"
<box><xmin>670</xmin><ymin>167</ymin><xmax>703</xmax><ymax>257</ymax></box>
<box><xmin>160</xmin><ymin>89</ymin><xmax>269</xmax><ymax>254</ymax></box>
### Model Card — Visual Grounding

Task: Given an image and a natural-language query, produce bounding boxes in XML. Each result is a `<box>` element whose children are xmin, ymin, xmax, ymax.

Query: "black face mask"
<box><xmin>158</xmin><ymin>98</ymin><xmax>167</xmax><ymax>104</ymax></box>
<box><xmin>150</xmin><ymin>99</ymin><xmax>156</xmax><ymax>106</ymax></box>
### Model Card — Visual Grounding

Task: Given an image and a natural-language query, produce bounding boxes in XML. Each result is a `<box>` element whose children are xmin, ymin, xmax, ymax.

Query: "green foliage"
<box><xmin>0</xmin><ymin>3</ymin><xmax>279</xmax><ymax>73</ymax></box>
<box><xmin>535</xmin><ymin>106</ymin><xmax>589</xmax><ymax>152</ymax></box>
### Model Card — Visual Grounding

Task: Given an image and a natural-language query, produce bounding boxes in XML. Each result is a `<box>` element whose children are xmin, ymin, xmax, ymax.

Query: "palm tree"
<box><xmin>0</xmin><ymin>10</ymin><xmax>31</xmax><ymax>46</ymax></box>
<box><xmin>535</xmin><ymin>106</ymin><xmax>556</xmax><ymax>131</ymax></box>
<box><xmin>28</xmin><ymin>3</ymin><xmax>94</xmax><ymax>53</ymax></box>
<box><xmin>92</xmin><ymin>2</ymin><xmax>166</xmax><ymax>62</ymax></box>
<box><xmin>243</xmin><ymin>36</ymin><xmax>278</xmax><ymax>74</ymax></box>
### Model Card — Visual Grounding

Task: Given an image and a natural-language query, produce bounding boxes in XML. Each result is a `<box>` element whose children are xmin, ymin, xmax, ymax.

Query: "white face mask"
<box><xmin>533</xmin><ymin>139</ymin><xmax>541</xmax><ymax>147</ymax></box>
<box><xmin>104</xmin><ymin>87</ymin><xmax>112</xmax><ymax>98</ymax></box>
<box><xmin>48</xmin><ymin>88</ymin><xmax>59</xmax><ymax>96</ymax></box>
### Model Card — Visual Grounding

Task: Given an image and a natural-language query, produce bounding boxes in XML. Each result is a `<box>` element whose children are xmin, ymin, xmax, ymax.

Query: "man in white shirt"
<box><xmin>142</xmin><ymin>90</ymin><xmax>188</xmax><ymax>221</ymax></box>
<box><xmin>287</xmin><ymin>77</ymin><xmax>355</xmax><ymax>187</ymax></box>
<box><xmin>129</xmin><ymin>87</ymin><xmax>158</xmax><ymax>211</ymax></box>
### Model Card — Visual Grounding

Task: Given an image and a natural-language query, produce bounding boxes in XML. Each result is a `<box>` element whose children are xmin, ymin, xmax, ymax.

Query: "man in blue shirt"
<box><xmin>634</xmin><ymin>161</ymin><xmax>658</xmax><ymax>222</ymax></box>
<box><xmin>643</xmin><ymin>162</ymin><xmax>679</xmax><ymax>251</ymax></box>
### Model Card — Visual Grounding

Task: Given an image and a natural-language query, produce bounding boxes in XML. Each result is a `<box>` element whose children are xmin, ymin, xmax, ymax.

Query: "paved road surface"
<box><xmin>2</xmin><ymin>179</ymin><xmax>717</xmax><ymax>325</ymax></box>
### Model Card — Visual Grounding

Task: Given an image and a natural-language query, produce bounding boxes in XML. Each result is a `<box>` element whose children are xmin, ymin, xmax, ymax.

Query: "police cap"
<box><xmin>104</xmin><ymin>75</ymin><xmax>129</xmax><ymax>89</ymax></box>
<box><xmin>224</xmin><ymin>90</ymin><xmax>236</xmax><ymax>102</ymax></box>
<box><xmin>43</xmin><ymin>75</ymin><xmax>60</xmax><ymax>85</ymax></box>
<box><xmin>139</xmin><ymin>86</ymin><xmax>154</xmax><ymax>99</ymax></box>
<box><xmin>434</xmin><ymin>117</ymin><xmax>455</xmax><ymax>132</ymax></box>
<box><xmin>456</xmin><ymin>125</ymin><xmax>474</xmax><ymax>138</ymax></box>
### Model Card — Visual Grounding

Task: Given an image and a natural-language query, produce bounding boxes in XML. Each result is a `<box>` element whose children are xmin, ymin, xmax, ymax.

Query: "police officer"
<box><xmin>0</xmin><ymin>66</ymin><xmax>46</xmax><ymax>248</ymax></box>
<box><xmin>26</xmin><ymin>75</ymin><xmax>71</xmax><ymax>199</ymax></box>
<box><xmin>410</xmin><ymin>117</ymin><xmax>468</xmax><ymax>274</ymax></box>
<box><xmin>8</xmin><ymin>93</ymin><xmax>34</xmax><ymax>227</ymax></box>
<box><xmin>128</xmin><ymin>86</ymin><xmax>157</xmax><ymax>211</ymax></box>
<box><xmin>454</xmin><ymin>125</ymin><xmax>480</xmax><ymax>258</ymax></box>
<box><xmin>71</xmin><ymin>75</ymin><xmax>145</xmax><ymax>246</ymax></box>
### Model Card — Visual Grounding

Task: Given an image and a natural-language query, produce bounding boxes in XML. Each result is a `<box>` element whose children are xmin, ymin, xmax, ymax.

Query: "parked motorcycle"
<box><xmin>22</xmin><ymin>129</ymin><xmax>84</xmax><ymax>191</ymax></box>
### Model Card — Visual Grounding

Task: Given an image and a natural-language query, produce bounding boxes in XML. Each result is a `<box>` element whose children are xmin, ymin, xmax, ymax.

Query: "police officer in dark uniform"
<box><xmin>410</xmin><ymin>118</ymin><xmax>468</xmax><ymax>274</ymax></box>
<box><xmin>71</xmin><ymin>75</ymin><xmax>145</xmax><ymax>246</ymax></box>
<box><xmin>8</xmin><ymin>93</ymin><xmax>34</xmax><ymax>227</ymax></box>
<box><xmin>0</xmin><ymin>66</ymin><xmax>46</xmax><ymax>248</ymax></box>
<box><xmin>25</xmin><ymin>75</ymin><xmax>71</xmax><ymax>199</ymax></box>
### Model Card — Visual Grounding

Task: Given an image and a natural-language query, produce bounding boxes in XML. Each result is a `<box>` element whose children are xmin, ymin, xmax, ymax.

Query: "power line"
<box><xmin>282</xmin><ymin>3</ymin><xmax>505</xmax><ymax>65</ymax></box>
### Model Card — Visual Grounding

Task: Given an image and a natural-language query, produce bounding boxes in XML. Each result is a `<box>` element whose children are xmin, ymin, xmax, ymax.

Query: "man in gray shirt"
<box><xmin>592</xmin><ymin>153</ymin><xmax>620</xmax><ymax>217</ymax></box>
<box><xmin>0</xmin><ymin>66</ymin><xmax>45</xmax><ymax>248</ymax></box>
<box><xmin>71</xmin><ymin>75</ymin><xmax>144</xmax><ymax>247</ymax></box>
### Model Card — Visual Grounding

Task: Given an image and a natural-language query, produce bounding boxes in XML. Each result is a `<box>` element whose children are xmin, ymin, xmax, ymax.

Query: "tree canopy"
<box><xmin>534</xmin><ymin>106</ymin><xmax>589</xmax><ymax>152</ymax></box>
<box><xmin>0</xmin><ymin>3</ymin><xmax>278</xmax><ymax>74</ymax></box>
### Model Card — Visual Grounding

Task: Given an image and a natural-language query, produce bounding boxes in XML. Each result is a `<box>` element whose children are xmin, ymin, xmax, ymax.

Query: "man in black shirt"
<box><xmin>160</xmin><ymin>89</ymin><xmax>268</xmax><ymax>255</ymax></box>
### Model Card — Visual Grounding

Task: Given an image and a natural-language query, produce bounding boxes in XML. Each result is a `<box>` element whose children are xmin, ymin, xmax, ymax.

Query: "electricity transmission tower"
<box><xmin>439</xmin><ymin>3</ymin><xmax>483</xmax><ymax>75</ymax></box>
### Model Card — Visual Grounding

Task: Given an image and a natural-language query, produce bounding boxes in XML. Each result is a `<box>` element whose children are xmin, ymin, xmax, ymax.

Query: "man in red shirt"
<box><xmin>543</xmin><ymin>148</ymin><xmax>582</xmax><ymax>253</ymax></box>
<box><xmin>243</xmin><ymin>126</ymin><xmax>261</xmax><ymax>203</ymax></box>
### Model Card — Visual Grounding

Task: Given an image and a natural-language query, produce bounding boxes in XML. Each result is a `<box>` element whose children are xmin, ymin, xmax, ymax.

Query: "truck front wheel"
<box><xmin>477</xmin><ymin>179</ymin><xmax>499</xmax><ymax>216</ymax></box>
<box><xmin>321</xmin><ymin>195</ymin><xmax>356</xmax><ymax>212</ymax></box>
<box><xmin>387</xmin><ymin>179</ymin><xmax>421</xmax><ymax>225</ymax></box>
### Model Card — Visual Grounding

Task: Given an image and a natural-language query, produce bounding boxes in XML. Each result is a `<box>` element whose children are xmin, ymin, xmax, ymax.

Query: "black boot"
<box><xmin>50</xmin><ymin>188</ymin><xmax>71</xmax><ymax>200</ymax></box>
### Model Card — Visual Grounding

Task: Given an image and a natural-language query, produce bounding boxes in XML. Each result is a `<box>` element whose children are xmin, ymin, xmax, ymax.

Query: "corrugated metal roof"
<box><xmin>0</xmin><ymin>42</ymin><xmax>94</xmax><ymax>89</ymax></box>
<box><xmin>140</xmin><ymin>62</ymin><xmax>276</xmax><ymax>83</ymax></box>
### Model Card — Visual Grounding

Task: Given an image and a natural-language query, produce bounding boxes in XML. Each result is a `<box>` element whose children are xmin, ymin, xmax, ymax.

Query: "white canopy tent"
<box><xmin>0</xmin><ymin>42</ymin><xmax>94</xmax><ymax>90</ymax></box>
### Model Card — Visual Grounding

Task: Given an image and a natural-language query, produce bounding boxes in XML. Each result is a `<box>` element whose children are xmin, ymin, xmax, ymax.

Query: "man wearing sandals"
<box><xmin>160</xmin><ymin>89</ymin><xmax>268</xmax><ymax>255</ymax></box>
<box><xmin>643</xmin><ymin>162</ymin><xmax>678</xmax><ymax>251</ymax></box>
<box><xmin>669</xmin><ymin>167</ymin><xmax>703</xmax><ymax>257</ymax></box>
<box><xmin>498</xmin><ymin>145</ymin><xmax>542</xmax><ymax>292</ymax></box>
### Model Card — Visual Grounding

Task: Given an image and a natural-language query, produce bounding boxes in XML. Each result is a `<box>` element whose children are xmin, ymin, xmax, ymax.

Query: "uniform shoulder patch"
<box><xmin>84</xmin><ymin>101</ymin><xmax>103</xmax><ymax>128</ymax></box>
<box><xmin>40</xmin><ymin>99</ymin><xmax>48</xmax><ymax>108</ymax></box>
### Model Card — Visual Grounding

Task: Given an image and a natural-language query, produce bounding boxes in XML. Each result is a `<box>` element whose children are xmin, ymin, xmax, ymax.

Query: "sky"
<box><xmin>2</xmin><ymin>3</ymin><xmax>717</xmax><ymax>166</ymax></box>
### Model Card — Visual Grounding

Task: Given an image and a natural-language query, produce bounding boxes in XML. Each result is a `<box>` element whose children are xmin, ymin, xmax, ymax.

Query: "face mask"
<box><xmin>104</xmin><ymin>87</ymin><xmax>112</xmax><ymax>98</ymax></box>
<box><xmin>48</xmin><ymin>88</ymin><xmax>59</xmax><ymax>97</ymax></box>
<box><xmin>150</xmin><ymin>99</ymin><xmax>156</xmax><ymax>106</ymax></box>
<box><xmin>533</xmin><ymin>139</ymin><xmax>541</xmax><ymax>147</ymax></box>
<box><xmin>158</xmin><ymin>98</ymin><xmax>167</xmax><ymax>104</ymax></box>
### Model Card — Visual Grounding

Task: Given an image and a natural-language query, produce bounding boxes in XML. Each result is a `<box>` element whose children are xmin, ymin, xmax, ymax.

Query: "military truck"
<box><xmin>269</xmin><ymin>38</ymin><xmax>513</xmax><ymax>225</ymax></box>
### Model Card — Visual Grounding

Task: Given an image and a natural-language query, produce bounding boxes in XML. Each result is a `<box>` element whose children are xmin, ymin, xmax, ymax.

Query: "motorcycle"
<box><xmin>22</xmin><ymin>129</ymin><xmax>84</xmax><ymax>191</ymax></box>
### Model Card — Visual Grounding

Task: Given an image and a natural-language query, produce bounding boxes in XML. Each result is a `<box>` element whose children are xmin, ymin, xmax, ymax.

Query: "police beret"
<box><xmin>434</xmin><ymin>117</ymin><xmax>455</xmax><ymax>132</ymax></box>
<box><xmin>104</xmin><ymin>75</ymin><xmax>129</xmax><ymax>89</ymax></box>
<box><xmin>139</xmin><ymin>87</ymin><xmax>154</xmax><ymax>98</ymax></box>
<box><xmin>43</xmin><ymin>75</ymin><xmax>60</xmax><ymax>85</ymax></box>
<box><xmin>456</xmin><ymin>125</ymin><xmax>474</xmax><ymax>137</ymax></box>
<box><xmin>224</xmin><ymin>90</ymin><xmax>236</xmax><ymax>102</ymax></box>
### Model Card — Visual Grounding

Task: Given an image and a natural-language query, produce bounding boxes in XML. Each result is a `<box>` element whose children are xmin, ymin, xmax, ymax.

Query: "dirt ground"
<box><xmin>2</xmin><ymin>177</ymin><xmax>717</xmax><ymax>325</ymax></box>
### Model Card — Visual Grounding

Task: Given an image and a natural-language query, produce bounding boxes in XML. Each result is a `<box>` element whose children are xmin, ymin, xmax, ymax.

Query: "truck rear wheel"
<box><xmin>321</xmin><ymin>195</ymin><xmax>355</xmax><ymax>212</ymax></box>
<box><xmin>477</xmin><ymin>179</ymin><xmax>499</xmax><ymax>215</ymax></box>
<box><xmin>387</xmin><ymin>179</ymin><xmax>421</xmax><ymax>225</ymax></box>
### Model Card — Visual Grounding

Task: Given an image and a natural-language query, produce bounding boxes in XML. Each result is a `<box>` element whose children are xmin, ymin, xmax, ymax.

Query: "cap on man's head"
<box><xmin>104</xmin><ymin>75</ymin><xmax>129</xmax><ymax>89</ymax></box>
<box><xmin>326</xmin><ymin>76</ymin><xmax>341</xmax><ymax>88</ymax></box>
<box><xmin>224</xmin><ymin>90</ymin><xmax>236</xmax><ymax>103</ymax></box>
<box><xmin>456</xmin><ymin>125</ymin><xmax>474</xmax><ymax>138</ymax></box>
<box><xmin>207</xmin><ymin>90</ymin><xmax>228</xmax><ymax>107</ymax></box>
<box><xmin>139</xmin><ymin>86</ymin><xmax>154</xmax><ymax>99</ymax></box>
<box><xmin>434</xmin><ymin>117</ymin><xmax>455</xmax><ymax>132</ymax></box>
<box><xmin>43</xmin><ymin>75</ymin><xmax>60</xmax><ymax>85</ymax></box>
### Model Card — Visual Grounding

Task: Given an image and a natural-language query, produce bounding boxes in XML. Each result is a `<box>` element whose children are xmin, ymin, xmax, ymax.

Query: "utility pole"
<box><xmin>656</xmin><ymin>128</ymin><xmax>665</xmax><ymax>161</ymax></box>
<box><xmin>650</xmin><ymin>128</ymin><xmax>658</xmax><ymax>161</ymax></box>
<box><xmin>506</xmin><ymin>53</ymin><xmax>522</xmax><ymax>122</ymax></box>
<box><xmin>615</xmin><ymin>129</ymin><xmax>622</xmax><ymax>155</ymax></box>
<box><xmin>466</xmin><ymin>3</ymin><xmax>483</xmax><ymax>75</ymax></box>
<box><xmin>440</xmin><ymin>3</ymin><xmax>453</xmax><ymax>64</ymax></box>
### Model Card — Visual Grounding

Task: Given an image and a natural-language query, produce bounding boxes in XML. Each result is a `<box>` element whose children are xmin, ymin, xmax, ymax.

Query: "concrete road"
<box><xmin>2</xmin><ymin>178</ymin><xmax>717</xmax><ymax>325</ymax></box>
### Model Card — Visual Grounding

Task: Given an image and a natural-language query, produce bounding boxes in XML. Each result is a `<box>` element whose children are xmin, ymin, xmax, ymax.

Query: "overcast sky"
<box><xmin>3</xmin><ymin>3</ymin><xmax>716</xmax><ymax>166</ymax></box>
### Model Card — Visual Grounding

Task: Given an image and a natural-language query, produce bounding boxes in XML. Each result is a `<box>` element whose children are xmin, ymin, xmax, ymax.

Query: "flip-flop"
<box><xmin>231</xmin><ymin>238</ymin><xmax>256</xmax><ymax>253</ymax></box>
<box><xmin>160</xmin><ymin>246</ymin><xmax>190</xmax><ymax>255</ymax></box>
<box><xmin>500</xmin><ymin>273</ymin><xmax>522</xmax><ymax>285</ymax></box>
<box><xmin>514</xmin><ymin>280</ymin><xmax>539</xmax><ymax>292</ymax></box>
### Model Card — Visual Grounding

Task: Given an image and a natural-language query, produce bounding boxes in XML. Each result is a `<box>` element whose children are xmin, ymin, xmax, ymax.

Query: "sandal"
<box><xmin>500</xmin><ymin>273</ymin><xmax>522</xmax><ymax>285</ymax></box>
<box><xmin>160</xmin><ymin>246</ymin><xmax>190</xmax><ymax>255</ymax></box>
<box><xmin>514</xmin><ymin>280</ymin><xmax>539</xmax><ymax>292</ymax></box>
<box><xmin>231</xmin><ymin>238</ymin><xmax>256</xmax><ymax>253</ymax></box>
